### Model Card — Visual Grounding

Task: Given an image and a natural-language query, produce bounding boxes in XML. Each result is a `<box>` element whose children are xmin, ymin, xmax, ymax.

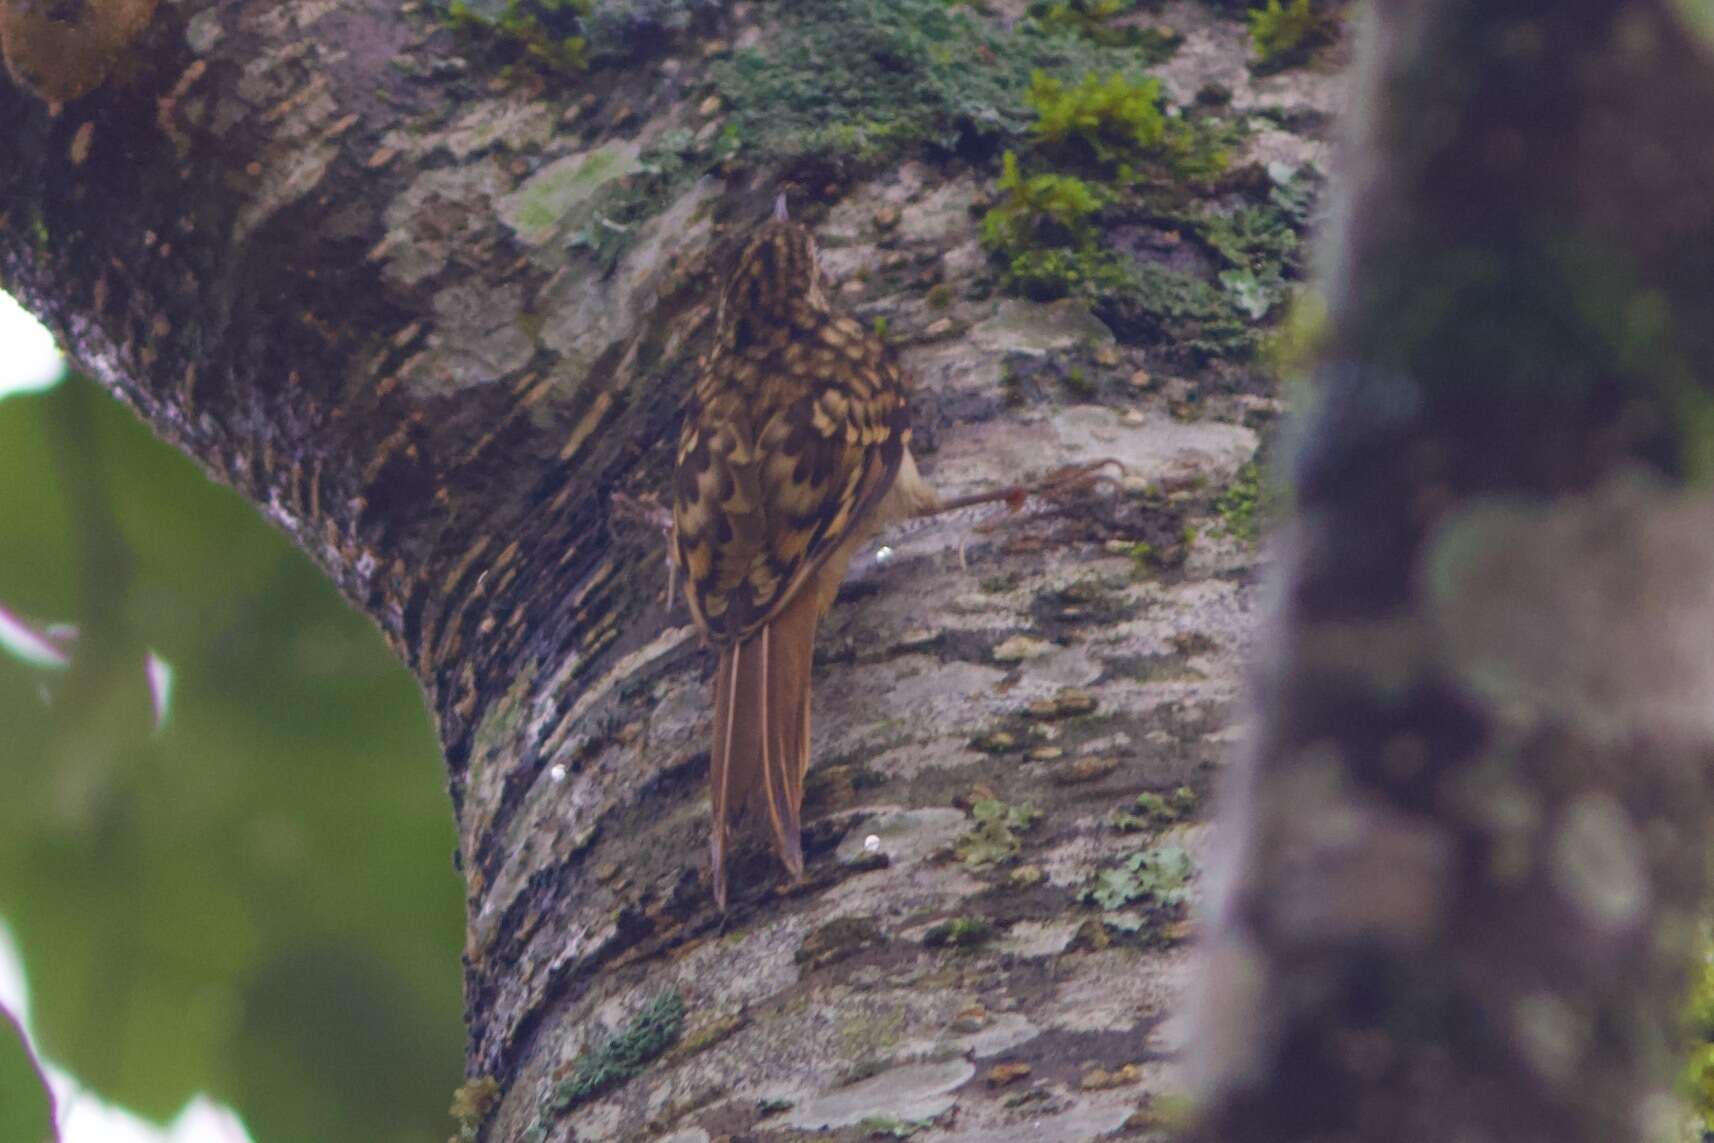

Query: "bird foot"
<box><xmin>609</xmin><ymin>490</ymin><xmax>678</xmax><ymax>606</ymax></box>
<box><xmin>609</xmin><ymin>490</ymin><xmax>673</xmax><ymax>536</ymax></box>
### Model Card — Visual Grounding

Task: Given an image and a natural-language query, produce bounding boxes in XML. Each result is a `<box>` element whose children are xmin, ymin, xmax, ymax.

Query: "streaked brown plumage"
<box><xmin>672</xmin><ymin>200</ymin><xmax>935</xmax><ymax>908</ymax></box>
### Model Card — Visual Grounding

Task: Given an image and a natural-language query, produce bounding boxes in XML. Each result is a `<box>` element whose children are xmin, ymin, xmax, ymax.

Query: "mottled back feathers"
<box><xmin>673</xmin><ymin>220</ymin><xmax>910</xmax><ymax>645</ymax></box>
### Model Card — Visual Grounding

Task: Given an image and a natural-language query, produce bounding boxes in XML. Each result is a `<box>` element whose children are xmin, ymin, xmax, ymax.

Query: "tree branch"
<box><xmin>2</xmin><ymin>1</ymin><xmax>1299</xmax><ymax>1136</ymax></box>
<box><xmin>1190</xmin><ymin>2</ymin><xmax>1714</xmax><ymax>1139</ymax></box>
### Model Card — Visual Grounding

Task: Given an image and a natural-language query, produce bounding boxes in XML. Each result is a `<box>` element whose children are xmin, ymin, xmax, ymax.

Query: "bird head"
<box><xmin>715</xmin><ymin>196</ymin><xmax>825</xmax><ymax>351</ymax></box>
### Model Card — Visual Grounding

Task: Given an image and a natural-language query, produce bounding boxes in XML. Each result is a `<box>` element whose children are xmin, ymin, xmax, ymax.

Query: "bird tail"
<box><xmin>709</xmin><ymin>588</ymin><xmax>818</xmax><ymax>909</ymax></box>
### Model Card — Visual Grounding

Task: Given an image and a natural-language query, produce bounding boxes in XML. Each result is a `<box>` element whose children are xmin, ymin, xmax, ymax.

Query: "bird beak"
<box><xmin>773</xmin><ymin>193</ymin><xmax>790</xmax><ymax>222</ymax></box>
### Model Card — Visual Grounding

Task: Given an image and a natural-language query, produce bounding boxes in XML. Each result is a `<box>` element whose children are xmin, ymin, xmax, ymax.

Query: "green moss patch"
<box><xmin>1214</xmin><ymin>459</ymin><xmax>1264</xmax><ymax>541</ymax></box>
<box><xmin>983</xmin><ymin>147</ymin><xmax>1320</xmax><ymax>361</ymax></box>
<box><xmin>923</xmin><ymin>916</ymin><xmax>997</xmax><ymax>949</ymax></box>
<box><xmin>798</xmin><ymin>917</ymin><xmax>889</xmax><ymax>971</ymax></box>
<box><xmin>1201</xmin><ymin>173</ymin><xmax>1316</xmax><ymax>320</ymax></box>
<box><xmin>1110</xmin><ymin>786</ymin><xmax>1198</xmax><ymax>831</ymax></box>
<box><xmin>568</xmin><ymin>129</ymin><xmax>707</xmax><ymax>268</ymax></box>
<box><xmin>955</xmin><ymin>799</ymin><xmax>1042</xmax><ymax>867</ymax></box>
<box><xmin>445</xmin><ymin>0</ymin><xmax>594</xmax><ymax>75</ymax></box>
<box><xmin>1248</xmin><ymin>0</ymin><xmax>1333</xmax><ymax>72</ymax></box>
<box><xmin>1080</xmin><ymin>844</ymin><xmax>1192</xmax><ymax>910</ymax></box>
<box><xmin>713</xmin><ymin>0</ymin><xmax>1176</xmax><ymax>169</ymax></box>
<box><xmin>1032</xmin><ymin>0</ymin><xmax>1182</xmax><ymax>52</ymax></box>
<box><xmin>982</xmin><ymin>152</ymin><xmax>1109</xmax><ymax>257</ymax></box>
<box><xmin>443</xmin><ymin>0</ymin><xmax>718</xmax><ymax>73</ymax></box>
<box><xmin>1683</xmin><ymin>938</ymin><xmax>1714</xmax><ymax>1132</ymax></box>
<box><xmin>449</xmin><ymin>1077</ymin><xmax>501</xmax><ymax>1142</ymax></box>
<box><xmin>500</xmin><ymin>142</ymin><xmax>643</xmax><ymax>246</ymax></box>
<box><xmin>953</xmin><ymin>0</ymin><xmax>1327</xmax><ymax>366</ymax></box>
<box><xmin>546</xmin><ymin>991</ymin><xmax>685</xmax><ymax>1115</ymax></box>
<box><xmin>975</xmin><ymin>59</ymin><xmax>1292</xmax><ymax>361</ymax></box>
<box><xmin>1028</xmin><ymin>70</ymin><xmax>1171</xmax><ymax>164</ymax></box>
<box><xmin>855</xmin><ymin>1115</ymin><xmax>934</xmax><ymax>1138</ymax></box>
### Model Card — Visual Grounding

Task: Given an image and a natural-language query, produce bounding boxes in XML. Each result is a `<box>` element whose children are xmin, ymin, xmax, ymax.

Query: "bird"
<box><xmin>671</xmin><ymin>195</ymin><xmax>937</xmax><ymax>909</ymax></box>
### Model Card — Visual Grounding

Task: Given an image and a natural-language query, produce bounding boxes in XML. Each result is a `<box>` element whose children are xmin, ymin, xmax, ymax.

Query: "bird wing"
<box><xmin>673</xmin><ymin>317</ymin><xmax>908</xmax><ymax>643</ymax></box>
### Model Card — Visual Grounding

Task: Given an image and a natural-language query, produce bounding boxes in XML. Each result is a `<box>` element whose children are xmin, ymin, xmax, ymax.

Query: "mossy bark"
<box><xmin>2</xmin><ymin>1</ymin><xmax>1323</xmax><ymax>1139</ymax></box>
<box><xmin>1189</xmin><ymin>2</ymin><xmax>1714</xmax><ymax>1140</ymax></box>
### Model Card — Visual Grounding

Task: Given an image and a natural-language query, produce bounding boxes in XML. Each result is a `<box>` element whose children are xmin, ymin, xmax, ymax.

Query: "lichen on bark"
<box><xmin>0</xmin><ymin>0</ymin><xmax>1338</xmax><ymax>1138</ymax></box>
<box><xmin>1187</xmin><ymin>3</ymin><xmax>1714</xmax><ymax>1141</ymax></box>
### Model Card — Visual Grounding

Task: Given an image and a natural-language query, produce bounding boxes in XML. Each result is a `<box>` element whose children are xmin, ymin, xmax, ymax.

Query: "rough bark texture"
<box><xmin>0</xmin><ymin>1</ymin><xmax>1336</xmax><ymax>1139</ymax></box>
<box><xmin>1190</xmin><ymin>2</ymin><xmax>1714</xmax><ymax>1141</ymax></box>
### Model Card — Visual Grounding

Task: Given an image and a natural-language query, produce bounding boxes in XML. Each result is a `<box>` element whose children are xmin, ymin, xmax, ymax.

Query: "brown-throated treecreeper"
<box><xmin>671</xmin><ymin>196</ymin><xmax>937</xmax><ymax>908</ymax></box>
<box><xmin>669</xmin><ymin>197</ymin><xmax>1126</xmax><ymax>907</ymax></box>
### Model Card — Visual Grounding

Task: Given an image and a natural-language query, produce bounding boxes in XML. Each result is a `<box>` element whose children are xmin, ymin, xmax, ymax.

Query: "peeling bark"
<box><xmin>1190</xmin><ymin>2</ymin><xmax>1714</xmax><ymax>1141</ymax></box>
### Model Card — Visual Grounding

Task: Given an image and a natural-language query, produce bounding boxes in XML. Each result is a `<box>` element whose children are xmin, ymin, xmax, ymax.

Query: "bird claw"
<box><xmin>610</xmin><ymin>491</ymin><xmax>677</xmax><ymax>604</ymax></box>
<box><xmin>609</xmin><ymin>490</ymin><xmax>673</xmax><ymax>536</ymax></box>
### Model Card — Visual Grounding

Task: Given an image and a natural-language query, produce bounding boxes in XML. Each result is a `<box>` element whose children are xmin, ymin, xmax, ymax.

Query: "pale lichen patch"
<box><xmin>371</xmin><ymin>98</ymin><xmax>560</xmax><ymax>167</ymax></box>
<box><xmin>1550</xmin><ymin>793</ymin><xmax>1648</xmax><ymax>934</ymax></box>
<box><xmin>442</xmin><ymin>98</ymin><xmax>556</xmax><ymax>160</ymax></box>
<box><xmin>942</xmin><ymin>1099</ymin><xmax>1141</xmax><ymax>1143</ymax></box>
<box><xmin>499</xmin><ymin>141</ymin><xmax>643</xmax><ymax>247</ymax></box>
<box><xmin>666</xmin><ymin>915</ymin><xmax>809</xmax><ymax>1016</ymax></box>
<box><xmin>832</xmin><ymin>808</ymin><xmax>968</xmax><ymax>868</ymax></box>
<box><xmin>937</xmin><ymin>1010</ymin><xmax>1039</xmax><ymax>1059</ymax></box>
<box><xmin>233</xmin><ymin>142</ymin><xmax>336</xmax><ymax>246</ymax></box>
<box><xmin>998</xmin><ymin>919</ymin><xmax>1080</xmax><ymax>958</ymax></box>
<box><xmin>1426</xmin><ymin>472</ymin><xmax>1714</xmax><ymax>739</ymax></box>
<box><xmin>375</xmin><ymin>160</ymin><xmax>513</xmax><ymax>288</ymax></box>
<box><xmin>1512</xmin><ymin>990</ymin><xmax>1587</xmax><ymax>1085</ymax></box>
<box><xmin>418</xmin><ymin>280</ymin><xmax>536</xmax><ymax>393</ymax></box>
<box><xmin>463</xmin><ymin>662</ymin><xmax>541</xmax><ymax>871</ymax></box>
<box><xmin>1047</xmin><ymin>947</ymin><xmax>1190</xmax><ymax>1034</ymax></box>
<box><xmin>968</xmin><ymin>298</ymin><xmax>1117</xmax><ymax>359</ymax></box>
<box><xmin>1258</xmin><ymin>759</ymin><xmax>1454</xmax><ymax>947</ymax></box>
<box><xmin>533</xmin><ymin>623</ymin><xmax>698</xmax><ymax>766</ymax></box>
<box><xmin>1445</xmin><ymin>758</ymin><xmax>1542</xmax><ymax>886</ymax></box>
<box><xmin>535</xmin><ymin>174</ymin><xmax>719</xmax><ymax>390</ymax></box>
<box><xmin>254</xmin><ymin>0</ymin><xmax>338</xmax><ymax>35</ymax></box>
<box><xmin>185</xmin><ymin>7</ymin><xmax>222</xmax><ymax>52</ymax></box>
<box><xmin>774</xmin><ymin>1058</ymin><xmax>974</xmax><ymax>1131</ymax></box>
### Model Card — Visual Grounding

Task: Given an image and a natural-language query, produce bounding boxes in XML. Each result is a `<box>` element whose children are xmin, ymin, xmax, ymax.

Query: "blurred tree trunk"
<box><xmin>1190</xmin><ymin>2</ymin><xmax>1714</xmax><ymax>1141</ymax></box>
<box><xmin>1</xmin><ymin>1</ymin><xmax>1298</xmax><ymax>1139</ymax></box>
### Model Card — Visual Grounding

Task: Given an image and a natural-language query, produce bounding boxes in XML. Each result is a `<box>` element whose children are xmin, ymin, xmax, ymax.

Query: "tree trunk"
<box><xmin>0</xmin><ymin>1</ymin><xmax>1324</xmax><ymax>1138</ymax></box>
<box><xmin>1190</xmin><ymin>2</ymin><xmax>1714</xmax><ymax>1141</ymax></box>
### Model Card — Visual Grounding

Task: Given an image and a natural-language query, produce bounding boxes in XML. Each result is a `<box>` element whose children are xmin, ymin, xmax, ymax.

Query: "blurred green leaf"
<box><xmin>0</xmin><ymin>376</ymin><xmax>463</xmax><ymax>1142</ymax></box>
<box><xmin>233</xmin><ymin>942</ymin><xmax>459</xmax><ymax>1143</ymax></box>
<box><xmin>0</xmin><ymin>1006</ymin><xmax>56</xmax><ymax>1143</ymax></box>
